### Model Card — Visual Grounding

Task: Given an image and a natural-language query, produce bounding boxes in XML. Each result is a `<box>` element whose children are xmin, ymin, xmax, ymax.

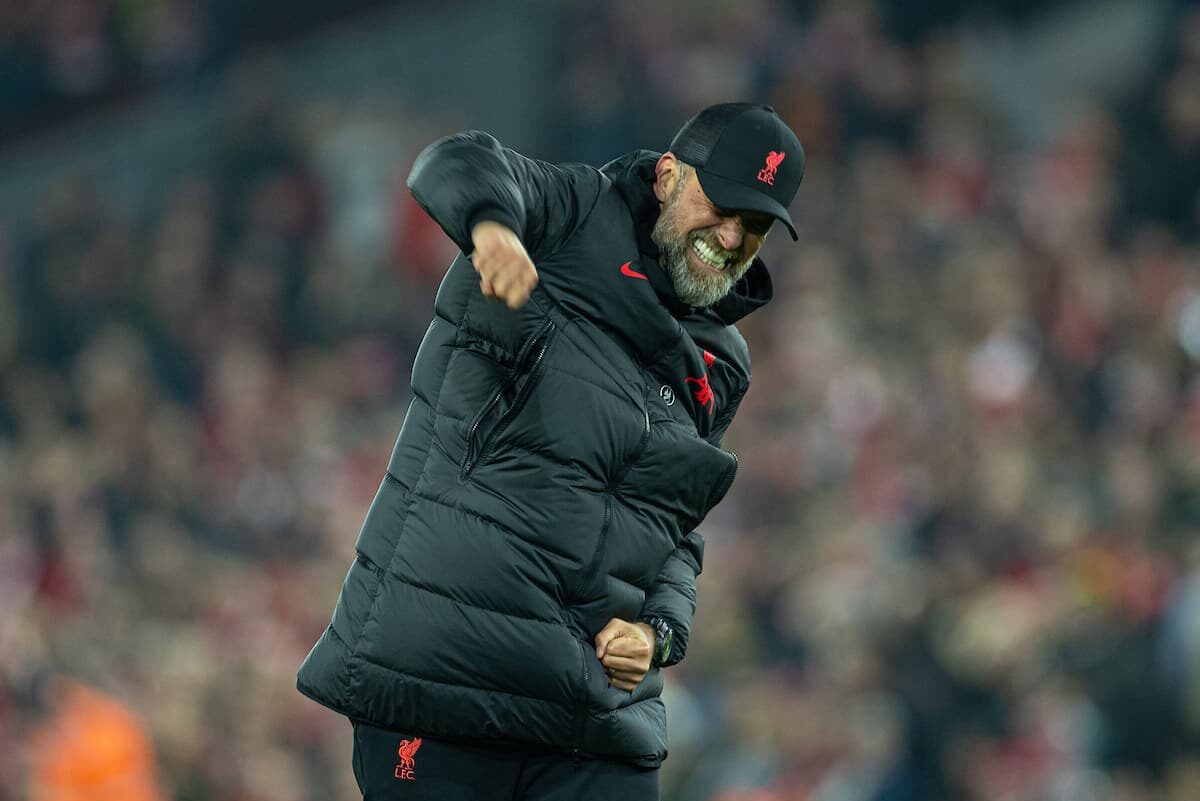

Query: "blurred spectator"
<box><xmin>26</xmin><ymin>677</ymin><xmax>165</xmax><ymax>801</ymax></box>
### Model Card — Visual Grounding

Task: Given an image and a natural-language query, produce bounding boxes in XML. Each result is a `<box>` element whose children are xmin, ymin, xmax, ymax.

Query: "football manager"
<box><xmin>298</xmin><ymin>102</ymin><xmax>805</xmax><ymax>800</ymax></box>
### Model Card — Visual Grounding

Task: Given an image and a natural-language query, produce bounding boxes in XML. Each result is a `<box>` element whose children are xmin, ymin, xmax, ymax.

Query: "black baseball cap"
<box><xmin>668</xmin><ymin>102</ymin><xmax>805</xmax><ymax>241</ymax></box>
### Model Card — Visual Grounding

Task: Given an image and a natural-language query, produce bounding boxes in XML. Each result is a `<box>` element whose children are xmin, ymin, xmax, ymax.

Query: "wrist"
<box><xmin>468</xmin><ymin>208</ymin><xmax>521</xmax><ymax>243</ymax></box>
<box><xmin>638</xmin><ymin>616</ymin><xmax>676</xmax><ymax>668</ymax></box>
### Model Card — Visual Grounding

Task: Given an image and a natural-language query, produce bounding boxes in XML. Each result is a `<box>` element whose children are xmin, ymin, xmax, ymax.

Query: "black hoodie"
<box><xmin>297</xmin><ymin>131</ymin><xmax>773</xmax><ymax>766</ymax></box>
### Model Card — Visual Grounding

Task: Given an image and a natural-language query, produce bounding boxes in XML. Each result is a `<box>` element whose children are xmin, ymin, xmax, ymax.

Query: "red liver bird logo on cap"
<box><xmin>757</xmin><ymin>151</ymin><xmax>786</xmax><ymax>185</ymax></box>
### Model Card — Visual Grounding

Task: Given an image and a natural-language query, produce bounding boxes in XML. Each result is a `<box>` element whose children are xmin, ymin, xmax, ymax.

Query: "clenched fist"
<box><xmin>469</xmin><ymin>221</ymin><xmax>539</xmax><ymax>309</ymax></box>
<box><xmin>594</xmin><ymin>618</ymin><xmax>655</xmax><ymax>692</ymax></box>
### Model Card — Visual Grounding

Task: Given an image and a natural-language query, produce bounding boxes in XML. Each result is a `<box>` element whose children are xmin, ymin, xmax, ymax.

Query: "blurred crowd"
<box><xmin>0</xmin><ymin>0</ymin><xmax>398</xmax><ymax>140</ymax></box>
<box><xmin>3</xmin><ymin>0</ymin><xmax>1200</xmax><ymax>800</ymax></box>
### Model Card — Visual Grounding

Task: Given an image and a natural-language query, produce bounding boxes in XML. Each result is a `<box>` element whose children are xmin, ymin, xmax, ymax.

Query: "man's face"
<box><xmin>651</xmin><ymin>162</ymin><xmax>772</xmax><ymax>308</ymax></box>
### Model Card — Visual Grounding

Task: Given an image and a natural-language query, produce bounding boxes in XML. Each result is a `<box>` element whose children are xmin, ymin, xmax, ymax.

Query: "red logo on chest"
<box><xmin>620</xmin><ymin>261</ymin><xmax>648</xmax><ymax>280</ymax></box>
<box><xmin>685</xmin><ymin>373</ymin><xmax>716</xmax><ymax>415</ymax></box>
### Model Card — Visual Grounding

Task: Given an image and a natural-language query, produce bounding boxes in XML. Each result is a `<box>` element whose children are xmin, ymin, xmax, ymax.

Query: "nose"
<box><xmin>714</xmin><ymin>216</ymin><xmax>743</xmax><ymax>251</ymax></box>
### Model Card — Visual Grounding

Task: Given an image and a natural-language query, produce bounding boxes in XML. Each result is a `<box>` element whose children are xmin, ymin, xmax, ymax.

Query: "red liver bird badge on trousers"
<box><xmin>394</xmin><ymin>737</ymin><xmax>423</xmax><ymax>781</ymax></box>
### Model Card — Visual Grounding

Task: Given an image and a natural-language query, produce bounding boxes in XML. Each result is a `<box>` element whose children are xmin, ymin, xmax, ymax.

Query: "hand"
<box><xmin>594</xmin><ymin>618</ymin><xmax>655</xmax><ymax>692</ymax></box>
<box><xmin>469</xmin><ymin>221</ymin><xmax>539</xmax><ymax>309</ymax></box>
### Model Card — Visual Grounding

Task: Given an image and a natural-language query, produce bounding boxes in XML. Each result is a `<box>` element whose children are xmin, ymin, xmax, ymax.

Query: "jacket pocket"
<box><xmin>574</xmin><ymin>637</ymin><xmax>665</xmax><ymax>714</ymax></box>
<box><xmin>459</xmin><ymin>319</ymin><xmax>556</xmax><ymax>478</ymax></box>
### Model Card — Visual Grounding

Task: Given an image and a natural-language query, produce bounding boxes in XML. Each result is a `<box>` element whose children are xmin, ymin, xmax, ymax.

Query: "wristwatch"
<box><xmin>640</xmin><ymin>616</ymin><xmax>676</xmax><ymax>668</ymax></box>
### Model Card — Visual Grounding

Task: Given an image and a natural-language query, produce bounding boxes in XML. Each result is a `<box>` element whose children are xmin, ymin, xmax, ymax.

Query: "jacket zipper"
<box><xmin>573</xmin><ymin>638</ymin><xmax>591</xmax><ymax>757</ymax></box>
<box><xmin>570</xmin><ymin>491</ymin><xmax>613</xmax><ymax>754</ymax></box>
<box><xmin>576</xmin><ymin>493</ymin><xmax>613</xmax><ymax>597</ymax></box>
<box><xmin>460</xmin><ymin>320</ymin><xmax>555</xmax><ymax>478</ymax></box>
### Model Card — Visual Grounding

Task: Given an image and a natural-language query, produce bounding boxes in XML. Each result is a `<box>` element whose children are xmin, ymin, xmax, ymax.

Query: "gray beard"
<box><xmin>657</xmin><ymin>235</ymin><xmax>737</xmax><ymax>308</ymax></box>
<box><xmin>652</xmin><ymin>206</ymin><xmax>744</xmax><ymax>309</ymax></box>
<box><xmin>650</xmin><ymin>173</ymin><xmax>752</xmax><ymax>308</ymax></box>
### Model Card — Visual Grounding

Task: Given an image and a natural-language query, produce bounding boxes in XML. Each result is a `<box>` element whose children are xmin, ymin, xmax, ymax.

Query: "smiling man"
<box><xmin>651</xmin><ymin>158</ymin><xmax>775</xmax><ymax>308</ymax></box>
<box><xmin>298</xmin><ymin>103</ymin><xmax>804</xmax><ymax>801</ymax></box>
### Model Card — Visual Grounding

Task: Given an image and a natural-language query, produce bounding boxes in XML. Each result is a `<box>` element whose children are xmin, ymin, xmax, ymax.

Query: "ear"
<box><xmin>653</xmin><ymin>153</ymin><xmax>683</xmax><ymax>202</ymax></box>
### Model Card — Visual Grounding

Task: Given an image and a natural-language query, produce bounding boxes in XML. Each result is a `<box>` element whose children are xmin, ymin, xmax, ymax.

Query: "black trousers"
<box><xmin>351</xmin><ymin>720</ymin><xmax>660</xmax><ymax>801</ymax></box>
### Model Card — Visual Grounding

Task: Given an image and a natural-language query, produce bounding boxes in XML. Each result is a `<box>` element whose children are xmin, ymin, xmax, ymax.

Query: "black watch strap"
<box><xmin>640</xmin><ymin>616</ymin><xmax>676</xmax><ymax>668</ymax></box>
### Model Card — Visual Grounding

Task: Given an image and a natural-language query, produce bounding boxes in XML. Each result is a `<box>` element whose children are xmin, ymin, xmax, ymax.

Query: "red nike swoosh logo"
<box><xmin>620</xmin><ymin>261</ymin><xmax>648</xmax><ymax>281</ymax></box>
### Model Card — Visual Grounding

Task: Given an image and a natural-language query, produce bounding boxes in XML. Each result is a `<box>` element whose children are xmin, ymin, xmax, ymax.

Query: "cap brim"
<box><xmin>693</xmin><ymin>169</ymin><xmax>798</xmax><ymax>241</ymax></box>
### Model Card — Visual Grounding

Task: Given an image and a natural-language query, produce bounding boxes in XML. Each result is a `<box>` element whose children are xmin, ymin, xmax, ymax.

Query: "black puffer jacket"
<box><xmin>297</xmin><ymin>132</ymin><xmax>773</xmax><ymax>766</ymax></box>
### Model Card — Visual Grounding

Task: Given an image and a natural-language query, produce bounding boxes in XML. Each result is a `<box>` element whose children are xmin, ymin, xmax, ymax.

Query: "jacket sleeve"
<box><xmin>406</xmin><ymin>130</ymin><xmax>602</xmax><ymax>260</ymax></box>
<box><xmin>639</xmin><ymin>529</ymin><xmax>705</xmax><ymax>667</ymax></box>
<box><xmin>640</xmin><ymin>384</ymin><xmax>747</xmax><ymax>667</ymax></box>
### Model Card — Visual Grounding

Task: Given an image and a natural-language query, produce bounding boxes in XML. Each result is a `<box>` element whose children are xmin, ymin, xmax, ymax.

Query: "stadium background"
<box><xmin>3</xmin><ymin>0</ymin><xmax>1200</xmax><ymax>798</ymax></box>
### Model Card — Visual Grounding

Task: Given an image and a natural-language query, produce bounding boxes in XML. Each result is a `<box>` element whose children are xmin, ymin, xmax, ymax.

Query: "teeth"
<box><xmin>692</xmin><ymin>239</ymin><xmax>728</xmax><ymax>270</ymax></box>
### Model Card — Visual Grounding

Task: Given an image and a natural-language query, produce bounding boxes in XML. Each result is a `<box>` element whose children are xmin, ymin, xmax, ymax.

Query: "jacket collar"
<box><xmin>603</xmin><ymin>150</ymin><xmax>774</xmax><ymax>325</ymax></box>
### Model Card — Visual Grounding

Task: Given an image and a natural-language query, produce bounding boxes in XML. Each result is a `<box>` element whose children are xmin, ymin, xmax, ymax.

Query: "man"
<box><xmin>297</xmin><ymin>102</ymin><xmax>805</xmax><ymax>800</ymax></box>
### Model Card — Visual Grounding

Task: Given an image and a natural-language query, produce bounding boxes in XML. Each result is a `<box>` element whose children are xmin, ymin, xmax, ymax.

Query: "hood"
<box><xmin>602</xmin><ymin>150</ymin><xmax>773</xmax><ymax>326</ymax></box>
